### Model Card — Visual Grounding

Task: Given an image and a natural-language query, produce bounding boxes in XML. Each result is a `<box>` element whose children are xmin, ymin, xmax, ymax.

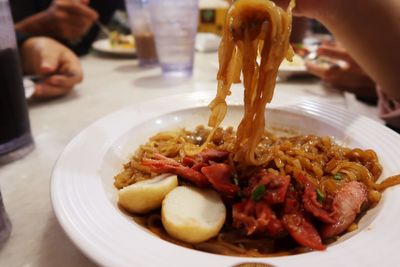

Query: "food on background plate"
<box><xmin>291</xmin><ymin>44</ymin><xmax>310</xmax><ymax>58</ymax></box>
<box><xmin>109</xmin><ymin>31</ymin><xmax>135</xmax><ymax>49</ymax></box>
<box><xmin>280</xmin><ymin>54</ymin><xmax>305</xmax><ymax>68</ymax></box>
<box><xmin>113</xmin><ymin>0</ymin><xmax>400</xmax><ymax>256</ymax></box>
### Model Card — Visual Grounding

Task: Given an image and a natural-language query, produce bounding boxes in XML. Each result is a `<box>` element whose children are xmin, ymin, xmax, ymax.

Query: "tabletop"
<box><xmin>0</xmin><ymin>51</ymin><xmax>380</xmax><ymax>267</ymax></box>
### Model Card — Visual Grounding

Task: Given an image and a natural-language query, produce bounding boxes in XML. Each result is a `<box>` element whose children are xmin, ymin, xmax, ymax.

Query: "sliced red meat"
<box><xmin>261</xmin><ymin>173</ymin><xmax>291</xmax><ymax>204</ymax></box>
<box><xmin>255</xmin><ymin>202</ymin><xmax>285</xmax><ymax>236</ymax></box>
<box><xmin>283</xmin><ymin>184</ymin><xmax>326</xmax><ymax>250</ymax></box>
<box><xmin>321</xmin><ymin>181</ymin><xmax>367</xmax><ymax>239</ymax></box>
<box><xmin>182</xmin><ymin>156</ymin><xmax>197</xmax><ymax>166</ymax></box>
<box><xmin>303</xmin><ymin>181</ymin><xmax>336</xmax><ymax>224</ymax></box>
<box><xmin>201</xmin><ymin>163</ymin><xmax>239</xmax><ymax>196</ymax></box>
<box><xmin>283</xmin><ymin>186</ymin><xmax>302</xmax><ymax>214</ymax></box>
<box><xmin>233</xmin><ymin>200</ymin><xmax>258</xmax><ymax>235</ymax></box>
<box><xmin>283</xmin><ymin>213</ymin><xmax>326</xmax><ymax>251</ymax></box>
<box><xmin>198</xmin><ymin>149</ymin><xmax>229</xmax><ymax>162</ymax></box>
<box><xmin>232</xmin><ymin>199</ymin><xmax>284</xmax><ymax>236</ymax></box>
<box><xmin>183</xmin><ymin>149</ymin><xmax>229</xmax><ymax>167</ymax></box>
<box><xmin>142</xmin><ymin>155</ymin><xmax>209</xmax><ymax>187</ymax></box>
<box><xmin>244</xmin><ymin>170</ymin><xmax>290</xmax><ymax>204</ymax></box>
<box><xmin>294</xmin><ymin>173</ymin><xmax>335</xmax><ymax>223</ymax></box>
<box><xmin>191</xmin><ymin>162</ymin><xmax>208</xmax><ymax>172</ymax></box>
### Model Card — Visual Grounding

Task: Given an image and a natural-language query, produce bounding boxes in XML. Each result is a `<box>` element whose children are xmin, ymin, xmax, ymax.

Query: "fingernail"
<box><xmin>41</xmin><ymin>64</ymin><xmax>55</xmax><ymax>73</ymax></box>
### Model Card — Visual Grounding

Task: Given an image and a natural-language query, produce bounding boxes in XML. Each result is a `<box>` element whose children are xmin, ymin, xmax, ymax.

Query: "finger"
<box><xmin>64</xmin><ymin>10</ymin><xmax>96</xmax><ymax>28</ymax></box>
<box><xmin>272</xmin><ymin>0</ymin><xmax>316</xmax><ymax>17</ymax></box>
<box><xmin>44</xmin><ymin>50</ymin><xmax>84</xmax><ymax>88</ymax></box>
<box><xmin>306</xmin><ymin>60</ymin><xmax>377</xmax><ymax>100</ymax></box>
<box><xmin>33</xmin><ymin>48</ymin><xmax>82</xmax><ymax>100</ymax></box>
<box><xmin>319</xmin><ymin>40</ymin><xmax>336</xmax><ymax>47</ymax></box>
<box><xmin>59</xmin><ymin>22</ymin><xmax>93</xmax><ymax>39</ymax></box>
<box><xmin>306</xmin><ymin>61</ymin><xmax>329</xmax><ymax>77</ymax></box>
<box><xmin>305</xmin><ymin>61</ymin><xmax>341</xmax><ymax>82</ymax></box>
<box><xmin>306</xmin><ymin>61</ymin><xmax>368</xmax><ymax>88</ymax></box>
<box><xmin>271</xmin><ymin>0</ymin><xmax>290</xmax><ymax>8</ymax></box>
<box><xmin>69</xmin><ymin>16</ymin><xmax>95</xmax><ymax>33</ymax></box>
<box><xmin>53</xmin><ymin>10</ymin><xmax>97</xmax><ymax>39</ymax></box>
<box><xmin>317</xmin><ymin>45</ymin><xmax>351</xmax><ymax>62</ymax></box>
<box><xmin>45</xmin><ymin>73</ymin><xmax>82</xmax><ymax>89</ymax></box>
<box><xmin>36</xmin><ymin>48</ymin><xmax>61</xmax><ymax>75</ymax></box>
<box><xmin>55</xmin><ymin>10</ymin><xmax>94</xmax><ymax>28</ymax></box>
<box><xmin>33</xmin><ymin>83</ymin><xmax>73</xmax><ymax>99</ymax></box>
<box><xmin>56</xmin><ymin>1</ymin><xmax>98</xmax><ymax>21</ymax></box>
<box><xmin>59</xmin><ymin>51</ymin><xmax>84</xmax><ymax>82</ymax></box>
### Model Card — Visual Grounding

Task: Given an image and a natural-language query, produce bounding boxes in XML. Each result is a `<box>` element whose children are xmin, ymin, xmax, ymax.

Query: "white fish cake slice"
<box><xmin>162</xmin><ymin>186</ymin><xmax>226</xmax><ymax>244</ymax></box>
<box><xmin>118</xmin><ymin>174</ymin><xmax>178</xmax><ymax>214</ymax></box>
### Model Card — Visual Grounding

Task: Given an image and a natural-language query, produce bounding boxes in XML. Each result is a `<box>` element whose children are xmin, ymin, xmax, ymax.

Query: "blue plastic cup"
<box><xmin>149</xmin><ymin>0</ymin><xmax>199</xmax><ymax>77</ymax></box>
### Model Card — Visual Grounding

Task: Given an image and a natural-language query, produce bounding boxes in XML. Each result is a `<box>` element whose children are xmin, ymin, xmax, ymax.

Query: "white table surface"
<box><xmin>0</xmin><ymin>51</ymin><xmax>380</xmax><ymax>267</ymax></box>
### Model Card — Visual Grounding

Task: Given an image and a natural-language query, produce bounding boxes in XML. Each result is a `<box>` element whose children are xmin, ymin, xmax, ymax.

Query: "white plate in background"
<box><xmin>278</xmin><ymin>54</ymin><xmax>308</xmax><ymax>80</ymax></box>
<box><xmin>92</xmin><ymin>38</ymin><xmax>136</xmax><ymax>57</ymax></box>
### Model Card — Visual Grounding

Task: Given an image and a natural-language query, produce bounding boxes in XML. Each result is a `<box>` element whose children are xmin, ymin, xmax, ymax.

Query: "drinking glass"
<box><xmin>149</xmin><ymin>0</ymin><xmax>199</xmax><ymax>77</ymax></box>
<box><xmin>0</xmin><ymin>0</ymin><xmax>34</xmax><ymax>165</ymax></box>
<box><xmin>125</xmin><ymin>0</ymin><xmax>158</xmax><ymax>67</ymax></box>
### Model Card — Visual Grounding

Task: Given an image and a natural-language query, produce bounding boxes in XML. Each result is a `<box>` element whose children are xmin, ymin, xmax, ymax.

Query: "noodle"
<box><xmin>188</xmin><ymin>0</ymin><xmax>295</xmax><ymax>167</ymax></box>
<box><xmin>115</xmin><ymin>124</ymin><xmax>400</xmax><ymax>255</ymax></box>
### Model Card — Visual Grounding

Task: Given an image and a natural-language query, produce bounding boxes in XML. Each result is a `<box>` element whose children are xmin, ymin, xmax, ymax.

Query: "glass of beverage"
<box><xmin>125</xmin><ymin>0</ymin><xmax>158</xmax><ymax>67</ymax></box>
<box><xmin>0</xmin><ymin>0</ymin><xmax>34</xmax><ymax>165</ymax></box>
<box><xmin>149</xmin><ymin>0</ymin><xmax>199</xmax><ymax>77</ymax></box>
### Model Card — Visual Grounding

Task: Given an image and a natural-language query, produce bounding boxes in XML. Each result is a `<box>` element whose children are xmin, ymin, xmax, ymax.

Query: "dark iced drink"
<box><xmin>0</xmin><ymin>48</ymin><xmax>33</xmax><ymax>163</ymax></box>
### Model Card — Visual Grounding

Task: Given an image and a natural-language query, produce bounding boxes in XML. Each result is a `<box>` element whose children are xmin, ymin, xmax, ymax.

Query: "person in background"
<box><xmin>11</xmin><ymin>0</ymin><xmax>125</xmax><ymax>55</ymax></box>
<box><xmin>274</xmin><ymin>0</ymin><xmax>400</xmax><ymax>130</ymax></box>
<box><xmin>18</xmin><ymin>36</ymin><xmax>83</xmax><ymax>99</ymax></box>
<box><xmin>306</xmin><ymin>42</ymin><xmax>378</xmax><ymax>104</ymax></box>
<box><xmin>290</xmin><ymin>17</ymin><xmax>377</xmax><ymax>104</ymax></box>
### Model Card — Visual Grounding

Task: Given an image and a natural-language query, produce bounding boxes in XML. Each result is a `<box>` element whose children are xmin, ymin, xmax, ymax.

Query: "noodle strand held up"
<box><xmin>188</xmin><ymin>0</ymin><xmax>295</xmax><ymax>167</ymax></box>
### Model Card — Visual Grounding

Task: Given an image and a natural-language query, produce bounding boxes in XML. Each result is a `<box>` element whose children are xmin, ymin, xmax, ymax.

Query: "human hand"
<box><xmin>272</xmin><ymin>0</ymin><xmax>331</xmax><ymax>21</ymax></box>
<box><xmin>43</xmin><ymin>0</ymin><xmax>98</xmax><ymax>40</ymax></box>
<box><xmin>272</xmin><ymin>0</ymin><xmax>400</xmax><ymax>102</ymax></box>
<box><xmin>305</xmin><ymin>43</ymin><xmax>377</xmax><ymax>101</ymax></box>
<box><xmin>20</xmin><ymin>37</ymin><xmax>83</xmax><ymax>100</ymax></box>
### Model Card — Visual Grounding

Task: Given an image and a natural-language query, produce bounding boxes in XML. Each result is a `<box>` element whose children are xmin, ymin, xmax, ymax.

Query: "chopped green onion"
<box><xmin>237</xmin><ymin>191</ymin><xmax>244</xmax><ymax>199</ymax></box>
<box><xmin>252</xmin><ymin>184</ymin><xmax>266</xmax><ymax>201</ymax></box>
<box><xmin>333</xmin><ymin>173</ymin><xmax>343</xmax><ymax>180</ymax></box>
<box><xmin>316</xmin><ymin>189</ymin><xmax>325</xmax><ymax>203</ymax></box>
<box><xmin>233</xmin><ymin>174</ymin><xmax>239</xmax><ymax>185</ymax></box>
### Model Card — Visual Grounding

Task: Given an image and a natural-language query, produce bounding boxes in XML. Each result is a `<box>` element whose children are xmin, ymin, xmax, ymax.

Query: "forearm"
<box><xmin>316</xmin><ymin>0</ymin><xmax>400</xmax><ymax>100</ymax></box>
<box><xmin>15</xmin><ymin>12</ymin><xmax>51</xmax><ymax>36</ymax></box>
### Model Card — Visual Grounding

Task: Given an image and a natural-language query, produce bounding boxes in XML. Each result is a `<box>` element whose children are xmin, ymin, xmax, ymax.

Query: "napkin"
<box><xmin>195</xmin><ymin>33</ymin><xmax>221</xmax><ymax>53</ymax></box>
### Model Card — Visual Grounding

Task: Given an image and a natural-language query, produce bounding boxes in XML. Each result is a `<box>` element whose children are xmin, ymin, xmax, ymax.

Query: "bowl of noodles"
<box><xmin>51</xmin><ymin>90</ymin><xmax>400</xmax><ymax>267</ymax></box>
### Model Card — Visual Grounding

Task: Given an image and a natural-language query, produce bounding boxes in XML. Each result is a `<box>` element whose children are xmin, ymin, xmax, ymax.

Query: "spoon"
<box><xmin>96</xmin><ymin>20</ymin><xmax>111</xmax><ymax>37</ymax></box>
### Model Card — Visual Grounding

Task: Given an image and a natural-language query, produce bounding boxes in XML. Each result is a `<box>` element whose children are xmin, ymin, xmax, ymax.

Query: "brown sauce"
<box><xmin>134</xmin><ymin>33</ymin><xmax>158</xmax><ymax>62</ymax></box>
